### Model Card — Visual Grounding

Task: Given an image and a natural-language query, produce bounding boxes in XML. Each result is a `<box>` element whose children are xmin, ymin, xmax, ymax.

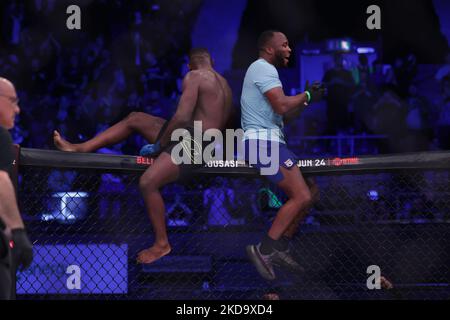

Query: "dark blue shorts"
<box><xmin>243</xmin><ymin>139</ymin><xmax>298</xmax><ymax>184</ymax></box>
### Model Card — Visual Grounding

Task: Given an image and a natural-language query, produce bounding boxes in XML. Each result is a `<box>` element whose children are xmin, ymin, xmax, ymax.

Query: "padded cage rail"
<box><xmin>18</xmin><ymin>148</ymin><xmax>450</xmax><ymax>173</ymax></box>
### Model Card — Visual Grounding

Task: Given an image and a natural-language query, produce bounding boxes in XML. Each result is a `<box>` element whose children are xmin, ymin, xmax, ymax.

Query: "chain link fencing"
<box><xmin>14</xmin><ymin>152</ymin><xmax>450</xmax><ymax>300</ymax></box>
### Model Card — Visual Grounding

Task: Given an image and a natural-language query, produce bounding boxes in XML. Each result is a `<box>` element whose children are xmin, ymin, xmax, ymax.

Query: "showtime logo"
<box><xmin>329</xmin><ymin>157</ymin><xmax>360</xmax><ymax>166</ymax></box>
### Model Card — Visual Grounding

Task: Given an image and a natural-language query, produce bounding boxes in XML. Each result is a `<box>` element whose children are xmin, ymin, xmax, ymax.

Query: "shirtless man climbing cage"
<box><xmin>54</xmin><ymin>48</ymin><xmax>233</xmax><ymax>264</ymax></box>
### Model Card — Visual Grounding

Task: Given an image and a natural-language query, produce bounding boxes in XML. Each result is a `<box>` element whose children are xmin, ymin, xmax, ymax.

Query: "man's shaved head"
<box><xmin>257</xmin><ymin>30</ymin><xmax>291</xmax><ymax>68</ymax></box>
<box><xmin>0</xmin><ymin>77</ymin><xmax>20</xmax><ymax>129</ymax></box>
<box><xmin>0</xmin><ymin>78</ymin><xmax>15</xmax><ymax>95</ymax></box>
<box><xmin>188</xmin><ymin>48</ymin><xmax>213</xmax><ymax>69</ymax></box>
<box><xmin>257</xmin><ymin>30</ymin><xmax>282</xmax><ymax>52</ymax></box>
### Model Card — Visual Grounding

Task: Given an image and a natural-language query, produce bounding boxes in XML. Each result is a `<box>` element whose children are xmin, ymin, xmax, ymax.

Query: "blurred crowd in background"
<box><xmin>1</xmin><ymin>0</ymin><xmax>449</xmax><ymax>157</ymax></box>
<box><xmin>2</xmin><ymin>0</ymin><xmax>448</xmax><ymax>225</ymax></box>
<box><xmin>1</xmin><ymin>0</ymin><xmax>202</xmax><ymax>154</ymax></box>
<box><xmin>283</xmin><ymin>50</ymin><xmax>450</xmax><ymax>156</ymax></box>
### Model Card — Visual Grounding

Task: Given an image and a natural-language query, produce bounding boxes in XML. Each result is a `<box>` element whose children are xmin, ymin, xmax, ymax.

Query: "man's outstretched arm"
<box><xmin>264</xmin><ymin>87</ymin><xmax>309</xmax><ymax>115</ymax></box>
<box><xmin>265</xmin><ymin>81</ymin><xmax>326</xmax><ymax>119</ymax></box>
<box><xmin>158</xmin><ymin>72</ymin><xmax>200</xmax><ymax>147</ymax></box>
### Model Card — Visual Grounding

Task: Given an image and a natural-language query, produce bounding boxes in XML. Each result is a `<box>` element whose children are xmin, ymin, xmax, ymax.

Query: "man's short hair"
<box><xmin>189</xmin><ymin>48</ymin><xmax>211</xmax><ymax>63</ymax></box>
<box><xmin>257</xmin><ymin>30</ymin><xmax>281</xmax><ymax>51</ymax></box>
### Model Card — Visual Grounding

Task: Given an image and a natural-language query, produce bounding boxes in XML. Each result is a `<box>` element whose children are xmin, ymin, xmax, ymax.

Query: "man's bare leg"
<box><xmin>268</xmin><ymin>166</ymin><xmax>312</xmax><ymax>240</ymax></box>
<box><xmin>54</xmin><ymin>112</ymin><xmax>166</xmax><ymax>152</ymax></box>
<box><xmin>246</xmin><ymin>166</ymin><xmax>313</xmax><ymax>280</ymax></box>
<box><xmin>283</xmin><ymin>177</ymin><xmax>320</xmax><ymax>238</ymax></box>
<box><xmin>137</xmin><ymin>151</ymin><xmax>180</xmax><ymax>264</ymax></box>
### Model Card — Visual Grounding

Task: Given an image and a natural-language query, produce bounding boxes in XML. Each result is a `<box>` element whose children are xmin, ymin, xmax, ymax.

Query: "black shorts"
<box><xmin>159</xmin><ymin>124</ymin><xmax>215</xmax><ymax>181</ymax></box>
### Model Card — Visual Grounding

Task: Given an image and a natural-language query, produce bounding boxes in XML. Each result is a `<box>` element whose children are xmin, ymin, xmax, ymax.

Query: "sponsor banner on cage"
<box><xmin>204</xmin><ymin>160</ymin><xmax>247</xmax><ymax>168</ymax></box>
<box><xmin>17</xmin><ymin>244</ymin><xmax>128</xmax><ymax>294</ymax></box>
<box><xmin>297</xmin><ymin>157</ymin><xmax>360</xmax><ymax>168</ymax></box>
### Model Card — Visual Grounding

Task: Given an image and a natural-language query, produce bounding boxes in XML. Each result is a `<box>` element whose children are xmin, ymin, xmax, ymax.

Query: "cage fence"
<box><xmin>14</xmin><ymin>149</ymin><xmax>450</xmax><ymax>300</ymax></box>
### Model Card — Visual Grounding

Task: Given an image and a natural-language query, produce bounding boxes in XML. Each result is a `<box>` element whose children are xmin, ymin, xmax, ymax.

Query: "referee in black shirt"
<box><xmin>0</xmin><ymin>77</ymin><xmax>33</xmax><ymax>300</ymax></box>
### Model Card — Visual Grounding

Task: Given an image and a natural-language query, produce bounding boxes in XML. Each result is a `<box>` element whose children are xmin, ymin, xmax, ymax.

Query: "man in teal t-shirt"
<box><xmin>241</xmin><ymin>30</ymin><xmax>325</xmax><ymax>281</ymax></box>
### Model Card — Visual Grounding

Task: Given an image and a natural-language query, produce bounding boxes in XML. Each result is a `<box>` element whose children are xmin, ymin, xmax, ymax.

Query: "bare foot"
<box><xmin>53</xmin><ymin>130</ymin><xmax>79</xmax><ymax>152</ymax></box>
<box><xmin>137</xmin><ymin>244</ymin><xmax>171</xmax><ymax>264</ymax></box>
<box><xmin>380</xmin><ymin>276</ymin><xmax>394</xmax><ymax>290</ymax></box>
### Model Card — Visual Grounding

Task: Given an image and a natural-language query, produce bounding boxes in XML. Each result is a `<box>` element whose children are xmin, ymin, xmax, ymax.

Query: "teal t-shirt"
<box><xmin>240</xmin><ymin>58</ymin><xmax>285</xmax><ymax>143</ymax></box>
